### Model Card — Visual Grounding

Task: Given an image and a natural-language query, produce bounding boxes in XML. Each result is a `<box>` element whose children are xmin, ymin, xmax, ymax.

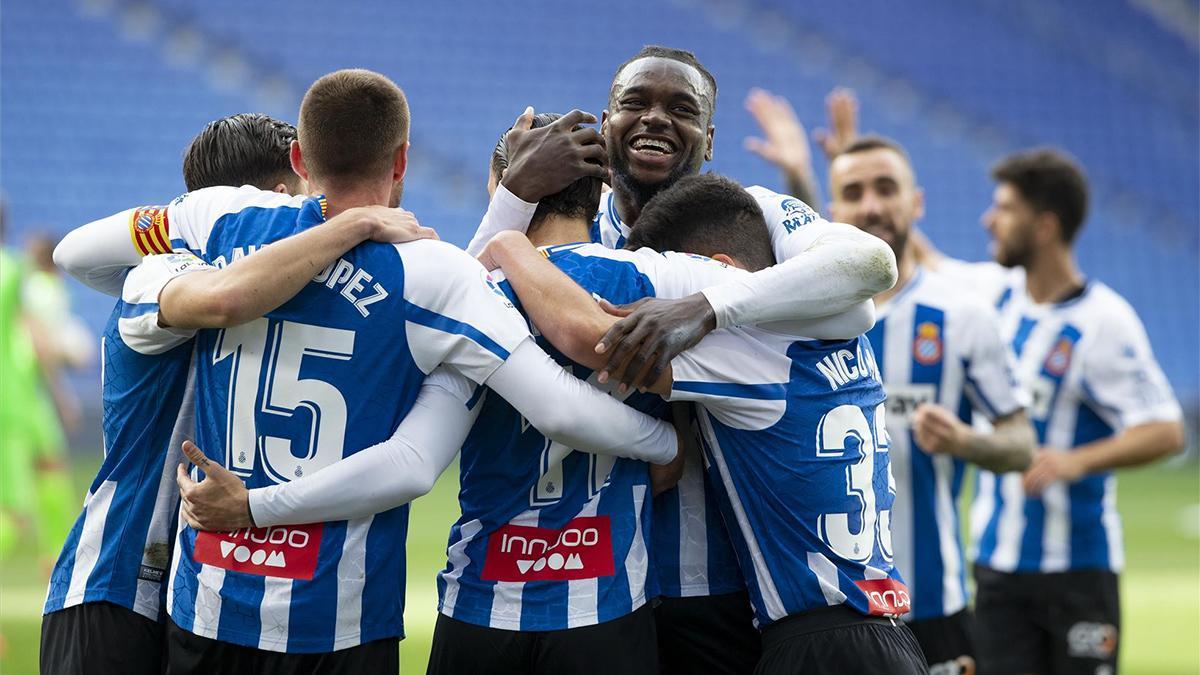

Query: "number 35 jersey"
<box><xmin>147</xmin><ymin>186</ymin><xmax>531</xmax><ymax>653</ymax></box>
<box><xmin>667</xmin><ymin>328</ymin><xmax>908</xmax><ymax>628</ymax></box>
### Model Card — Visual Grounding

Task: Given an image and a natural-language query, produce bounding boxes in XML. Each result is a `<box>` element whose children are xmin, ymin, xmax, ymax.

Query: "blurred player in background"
<box><xmin>468</xmin><ymin>46</ymin><xmax>897</xmax><ymax>674</ymax></box>
<box><xmin>965</xmin><ymin>149</ymin><xmax>1184</xmax><ymax>675</ymax></box>
<box><xmin>824</xmin><ymin>134</ymin><xmax>1036</xmax><ymax>672</ymax></box>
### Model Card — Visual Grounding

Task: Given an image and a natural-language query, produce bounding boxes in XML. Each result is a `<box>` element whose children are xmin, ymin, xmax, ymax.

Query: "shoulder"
<box><xmin>918</xmin><ymin>269</ymin><xmax>1000</xmax><ymax>320</ymax></box>
<box><xmin>1077</xmin><ymin>282</ymin><xmax>1143</xmax><ymax>332</ymax></box>
<box><xmin>176</xmin><ymin>185</ymin><xmax>302</xmax><ymax>215</ymax></box>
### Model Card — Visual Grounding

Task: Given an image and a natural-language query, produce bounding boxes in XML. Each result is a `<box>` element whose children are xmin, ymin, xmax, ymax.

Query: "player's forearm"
<box><xmin>489</xmin><ymin>233</ymin><xmax>614</xmax><ymax>370</ymax></box>
<box><xmin>159</xmin><ymin>212</ymin><xmax>375</xmax><ymax>329</ymax></box>
<box><xmin>760</xmin><ymin>299</ymin><xmax>875</xmax><ymax>340</ymax></box>
<box><xmin>486</xmin><ymin>339</ymin><xmax>678</xmax><ymax>465</ymax></box>
<box><xmin>701</xmin><ymin>230</ymin><xmax>896</xmax><ymax>330</ymax></box>
<box><xmin>465</xmin><ymin>184</ymin><xmax>537</xmax><ymax>256</ymax></box>
<box><xmin>54</xmin><ymin>209</ymin><xmax>144</xmax><ymax>296</ymax></box>
<box><xmin>249</xmin><ymin>377</ymin><xmax>473</xmax><ymax>526</ymax></box>
<box><xmin>955</xmin><ymin>410</ymin><xmax>1035</xmax><ymax>473</ymax></box>
<box><xmin>1071</xmin><ymin>421</ymin><xmax>1185</xmax><ymax>474</ymax></box>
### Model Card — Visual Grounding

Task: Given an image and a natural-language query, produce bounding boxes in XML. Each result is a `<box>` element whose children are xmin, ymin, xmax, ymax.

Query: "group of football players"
<box><xmin>38</xmin><ymin>44</ymin><xmax>1183</xmax><ymax>675</ymax></box>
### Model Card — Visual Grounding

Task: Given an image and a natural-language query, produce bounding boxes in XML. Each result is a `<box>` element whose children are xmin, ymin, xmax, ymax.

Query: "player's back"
<box><xmin>168</xmin><ymin>188</ymin><xmax>527</xmax><ymax>652</ymax></box>
<box><xmin>440</xmin><ymin>242</ymin><xmax>666</xmax><ymax>631</ymax></box>
<box><xmin>669</xmin><ymin>326</ymin><xmax>909</xmax><ymax>627</ymax></box>
<box><xmin>45</xmin><ymin>301</ymin><xmax>193</xmax><ymax>621</ymax></box>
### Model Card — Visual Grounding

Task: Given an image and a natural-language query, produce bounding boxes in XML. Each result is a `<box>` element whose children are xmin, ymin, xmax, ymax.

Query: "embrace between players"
<box><xmin>42</xmin><ymin>44</ymin><xmax>1182</xmax><ymax>675</ymax></box>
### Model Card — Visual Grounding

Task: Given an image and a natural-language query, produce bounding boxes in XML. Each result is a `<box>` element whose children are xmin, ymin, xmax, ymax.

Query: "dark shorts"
<box><xmin>907</xmin><ymin>609</ymin><xmax>976</xmax><ymax>675</ymax></box>
<box><xmin>165</xmin><ymin>619</ymin><xmax>398</xmax><ymax>674</ymax></box>
<box><xmin>974</xmin><ymin>564</ymin><xmax>1120</xmax><ymax>675</ymax></box>
<box><xmin>41</xmin><ymin>601</ymin><xmax>164</xmax><ymax>675</ymax></box>
<box><xmin>426</xmin><ymin>603</ymin><xmax>657</xmax><ymax>675</ymax></box>
<box><xmin>755</xmin><ymin>605</ymin><xmax>927</xmax><ymax>675</ymax></box>
<box><xmin>654</xmin><ymin>591</ymin><xmax>761</xmax><ymax>675</ymax></box>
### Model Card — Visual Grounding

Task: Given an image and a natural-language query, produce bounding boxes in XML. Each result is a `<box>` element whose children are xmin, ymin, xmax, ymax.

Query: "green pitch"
<box><xmin>3</xmin><ymin>461</ymin><xmax>1196</xmax><ymax>673</ymax></box>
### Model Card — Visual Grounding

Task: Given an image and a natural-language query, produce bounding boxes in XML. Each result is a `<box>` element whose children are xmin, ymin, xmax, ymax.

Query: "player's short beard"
<box><xmin>610</xmin><ymin>149</ymin><xmax>699</xmax><ymax>216</ymax></box>
<box><xmin>995</xmin><ymin>230</ymin><xmax>1035</xmax><ymax>268</ymax></box>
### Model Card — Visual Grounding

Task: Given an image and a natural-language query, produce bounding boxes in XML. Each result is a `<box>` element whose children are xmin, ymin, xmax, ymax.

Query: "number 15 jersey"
<box><xmin>154</xmin><ymin>186</ymin><xmax>531</xmax><ymax>653</ymax></box>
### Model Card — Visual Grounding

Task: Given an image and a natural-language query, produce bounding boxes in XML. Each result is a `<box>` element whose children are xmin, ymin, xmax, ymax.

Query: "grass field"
<box><xmin>2</xmin><ymin>461</ymin><xmax>1196</xmax><ymax>674</ymax></box>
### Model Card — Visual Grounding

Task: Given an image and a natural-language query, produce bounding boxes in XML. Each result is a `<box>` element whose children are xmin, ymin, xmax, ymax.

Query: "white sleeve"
<box><xmin>465</xmin><ymin>184</ymin><xmax>538</xmax><ymax>256</ymax></box>
<box><xmin>1081</xmin><ymin>308</ymin><xmax>1182</xmax><ymax>430</ymax></box>
<box><xmin>485</xmin><ymin>338</ymin><xmax>679</xmax><ymax>464</ymax></box>
<box><xmin>398</xmin><ymin>239</ymin><xmax>533</xmax><ymax>384</ymax></box>
<box><xmin>117</xmin><ymin>252</ymin><xmax>214</xmax><ymax>354</ymax></box>
<box><xmin>248</xmin><ymin>367</ymin><xmax>475</xmax><ymax>526</ymax></box>
<box><xmin>759</xmin><ymin>300</ymin><xmax>876</xmax><ymax>340</ymax></box>
<box><xmin>666</xmin><ymin>327</ymin><xmax>788</xmax><ymax>431</ymax></box>
<box><xmin>700</xmin><ymin>220</ymin><xmax>896</xmax><ymax>329</ymax></box>
<box><xmin>958</xmin><ymin>302</ymin><xmax>1028</xmax><ymax>420</ymax></box>
<box><xmin>53</xmin><ymin>209</ymin><xmax>147</xmax><ymax>296</ymax></box>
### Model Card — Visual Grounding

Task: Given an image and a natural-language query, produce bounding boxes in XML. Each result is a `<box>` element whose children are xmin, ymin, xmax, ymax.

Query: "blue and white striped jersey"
<box><xmin>438</xmin><ymin>242</ymin><xmax>750</xmax><ymax>629</ymax></box>
<box><xmin>44</xmin><ymin>255</ymin><xmax>206</xmax><ymax>620</ymax></box>
<box><xmin>668</xmin><ymin>327</ymin><xmax>908</xmax><ymax>627</ymax></box>
<box><xmin>144</xmin><ymin>186</ymin><xmax>531</xmax><ymax>653</ymax></box>
<box><xmin>866</xmin><ymin>268</ymin><xmax>1025</xmax><ymax>621</ymax></box>
<box><xmin>592</xmin><ymin>185</ymin><xmax>831</xmax><ymax>599</ymax></box>
<box><xmin>971</xmin><ymin>273</ymin><xmax>1181</xmax><ymax>573</ymax></box>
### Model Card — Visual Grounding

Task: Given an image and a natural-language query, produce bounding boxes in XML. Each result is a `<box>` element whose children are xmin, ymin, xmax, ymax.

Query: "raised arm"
<box><xmin>158</xmin><ymin>206</ymin><xmax>435</xmax><ymax>329</ymax></box>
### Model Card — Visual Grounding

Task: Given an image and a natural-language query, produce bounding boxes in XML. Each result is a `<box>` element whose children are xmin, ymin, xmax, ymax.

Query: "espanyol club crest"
<box><xmin>1044</xmin><ymin>337</ymin><xmax>1074</xmax><ymax>376</ymax></box>
<box><xmin>912</xmin><ymin>322</ymin><xmax>943</xmax><ymax>365</ymax></box>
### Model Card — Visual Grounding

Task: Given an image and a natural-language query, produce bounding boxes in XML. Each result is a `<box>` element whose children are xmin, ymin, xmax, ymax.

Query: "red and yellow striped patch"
<box><xmin>128</xmin><ymin>205</ymin><xmax>172</xmax><ymax>256</ymax></box>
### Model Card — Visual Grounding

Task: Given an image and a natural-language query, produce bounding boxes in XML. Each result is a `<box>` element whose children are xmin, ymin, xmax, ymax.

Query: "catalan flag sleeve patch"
<box><xmin>129</xmin><ymin>206</ymin><xmax>172</xmax><ymax>256</ymax></box>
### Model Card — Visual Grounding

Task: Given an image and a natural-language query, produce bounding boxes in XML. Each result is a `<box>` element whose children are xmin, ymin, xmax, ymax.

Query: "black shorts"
<box><xmin>906</xmin><ymin>609</ymin><xmax>976</xmax><ymax>675</ymax></box>
<box><xmin>41</xmin><ymin>601</ymin><xmax>164</xmax><ymax>675</ymax></box>
<box><xmin>426</xmin><ymin>604</ymin><xmax>657</xmax><ymax>675</ymax></box>
<box><xmin>755</xmin><ymin>605</ymin><xmax>927</xmax><ymax>675</ymax></box>
<box><xmin>165</xmin><ymin>619</ymin><xmax>398</xmax><ymax>674</ymax></box>
<box><xmin>654</xmin><ymin>591</ymin><xmax>761</xmax><ymax>674</ymax></box>
<box><xmin>974</xmin><ymin>564</ymin><xmax>1120</xmax><ymax>675</ymax></box>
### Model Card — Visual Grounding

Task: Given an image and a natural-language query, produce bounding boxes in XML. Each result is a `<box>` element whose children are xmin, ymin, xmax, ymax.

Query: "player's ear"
<box><xmin>270</xmin><ymin>182</ymin><xmax>288</xmax><ymax>195</ymax></box>
<box><xmin>393</xmin><ymin>142</ymin><xmax>409</xmax><ymax>184</ymax></box>
<box><xmin>290</xmin><ymin>140</ymin><xmax>309</xmax><ymax>183</ymax></box>
<box><xmin>705</xmin><ymin>123</ymin><xmax>715</xmax><ymax>162</ymax></box>
<box><xmin>600</xmin><ymin>109</ymin><xmax>610</xmax><ymax>136</ymax></box>
<box><xmin>711</xmin><ymin>252</ymin><xmax>741</xmax><ymax>269</ymax></box>
<box><xmin>913</xmin><ymin>186</ymin><xmax>926</xmax><ymax>221</ymax></box>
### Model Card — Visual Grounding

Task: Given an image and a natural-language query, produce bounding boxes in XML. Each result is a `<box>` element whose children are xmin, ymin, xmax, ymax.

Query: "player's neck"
<box><xmin>313</xmin><ymin>183</ymin><xmax>393</xmax><ymax>220</ymax></box>
<box><xmin>612</xmin><ymin>186</ymin><xmax>643</xmax><ymax>226</ymax></box>
<box><xmin>873</xmin><ymin>248</ymin><xmax>915</xmax><ymax>307</ymax></box>
<box><xmin>526</xmin><ymin>214</ymin><xmax>591</xmax><ymax>248</ymax></box>
<box><xmin>1023</xmin><ymin>246</ymin><xmax>1084</xmax><ymax>305</ymax></box>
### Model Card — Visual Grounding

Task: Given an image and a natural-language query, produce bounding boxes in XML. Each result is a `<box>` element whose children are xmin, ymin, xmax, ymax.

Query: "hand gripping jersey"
<box><xmin>865</xmin><ymin>268</ymin><xmax>1025</xmax><ymax>621</ymax></box>
<box><xmin>438</xmin><ymin>243</ymin><xmax>746</xmax><ymax>630</ymax></box>
<box><xmin>668</xmin><ymin>327</ymin><xmax>909</xmax><ymax>627</ymax></box>
<box><xmin>160</xmin><ymin>186</ymin><xmax>530</xmax><ymax>652</ymax></box>
<box><xmin>592</xmin><ymin>186</ymin><xmax>834</xmax><ymax>599</ymax></box>
<box><xmin>44</xmin><ymin>255</ymin><xmax>206</xmax><ymax>621</ymax></box>
<box><xmin>971</xmin><ymin>276</ymin><xmax>1181</xmax><ymax>574</ymax></box>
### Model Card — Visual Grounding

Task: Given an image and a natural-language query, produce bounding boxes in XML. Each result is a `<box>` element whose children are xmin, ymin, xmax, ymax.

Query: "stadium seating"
<box><xmin>2</xmin><ymin>0</ymin><xmax>1195</xmax><ymax>400</ymax></box>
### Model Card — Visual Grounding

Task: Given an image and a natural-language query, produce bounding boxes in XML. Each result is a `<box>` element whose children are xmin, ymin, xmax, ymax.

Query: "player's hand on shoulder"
<box><xmin>912</xmin><ymin>403</ymin><xmax>969</xmax><ymax>456</ymax></box>
<box><xmin>500</xmin><ymin>107</ymin><xmax>607</xmax><ymax>202</ymax></box>
<box><xmin>176</xmin><ymin>440</ymin><xmax>253</xmax><ymax>532</ymax></box>
<box><xmin>596</xmin><ymin>293</ymin><xmax>717</xmax><ymax>393</ymax></box>
<box><xmin>1022</xmin><ymin>447</ymin><xmax>1084</xmax><ymax>495</ymax></box>
<box><xmin>347</xmin><ymin>206</ymin><xmax>439</xmax><ymax>244</ymax></box>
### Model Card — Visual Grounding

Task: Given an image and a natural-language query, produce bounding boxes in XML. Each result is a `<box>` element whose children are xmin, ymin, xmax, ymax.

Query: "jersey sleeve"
<box><xmin>958</xmin><ymin>301</ymin><xmax>1028</xmax><ymax>420</ymax></box>
<box><xmin>166</xmin><ymin>185</ymin><xmax>297</xmax><ymax>254</ymax></box>
<box><xmin>617</xmin><ymin>247</ymin><xmax>746</xmax><ymax>299</ymax></box>
<box><xmin>747</xmin><ymin>185</ymin><xmax>830</xmax><ymax>262</ymax></box>
<box><xmin>1080</xmin><ymin>305</ymin><xmax>1182</xmax><ymax>430</ymax></box>
<box><xmin>397</xmin><ymin>239</ymin><xmax>532</xmax><ymax>384</ymax></box>
<box><xmin>666</xmin><ymin>327</ymin><xmax>789</xmax><ymax>431</ymax></box>
<box><xmin>117</xmin><ymin>252</ymin><xmax>214</xmax><ymax>354</ymax></box>
<box><xmin>465</xmin><ymin>184</ymin><xmax>538</xmax><ymax>257</ymax></box>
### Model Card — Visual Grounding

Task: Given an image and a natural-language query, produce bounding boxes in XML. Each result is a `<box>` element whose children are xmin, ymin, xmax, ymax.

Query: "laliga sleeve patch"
<box><xmin>129</xmin><ymin>206</ymin><xmax>172</xmax><ymax>256</ymax></box>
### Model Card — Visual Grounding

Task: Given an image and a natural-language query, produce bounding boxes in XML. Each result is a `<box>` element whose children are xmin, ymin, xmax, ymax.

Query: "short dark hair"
<box><xmin>492</xmin><ymin>113</ymin><xmax>601</xmax><ymax>230</ymax></box>
<box><xmin>626</xmin><ymin>174</ymin><xmax>775</xmax><ymax>271</ymax></box>
<box><xmin>837</xmin><ymin>134</ymin><xmax>914</xmax><ymax>167</ymax></box>
<box><xmin>992</xmin><ymin>148</ymin><xmax>1089</xmax><ymax>243</ymax></box>
<box><xmin>182</xmin><ymin>113</ymin><xmax>297</xmax><ymax>191</ymax></box>
<box><xmin>299</xmin><ymin>69</ymin><xmax>410</xmax><ymax>183</ymax></box>
<box><xmin>610</xmin><ymin>45</ymin><xmax>718</xmax><ymax>121</ymax></box>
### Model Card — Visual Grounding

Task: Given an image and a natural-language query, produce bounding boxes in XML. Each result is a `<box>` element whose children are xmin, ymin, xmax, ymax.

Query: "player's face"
<box><xmin>828</xmin><ymin>148</ymin><xmax>923</xmax><ymax>256</ymax></box>
<box><xmin>983</xmin><ymin>182</ymin><xmax>1037</xmax><ymax>267</ymax></box>
<box><xmin>603</xmin><ymin>58</ymin><xmax>714</xmax><ymax>198</ymax></box>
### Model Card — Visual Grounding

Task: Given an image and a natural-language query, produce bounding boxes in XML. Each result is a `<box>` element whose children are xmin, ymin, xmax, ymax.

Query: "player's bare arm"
<box><xmin>1023</xmin><ymin>420</ymin><xmax>1184</xmax><ymax>495</ymax></box>
<box><xmin>157</xmin><ymin>206</ymin><xmax>436</xmax><ymax>329</ymax></box>
<box><xmin>913</xmin><ymin>404</ymin><xmax>1035</xmax><ymax>473</ymax></box>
